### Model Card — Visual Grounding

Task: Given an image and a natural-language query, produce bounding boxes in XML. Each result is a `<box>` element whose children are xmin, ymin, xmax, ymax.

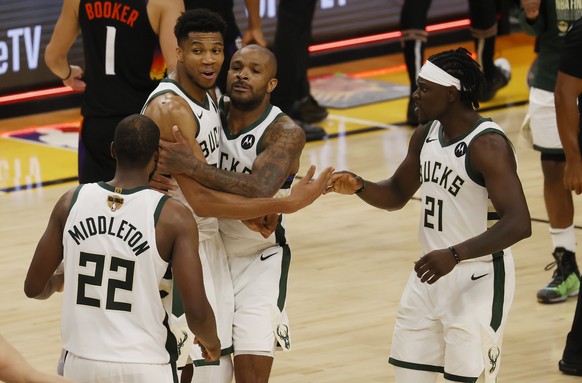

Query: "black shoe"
<box><xmin>479</xmin><ymin>58</ymin><xmax>511</xmax><ymax>102</ymax></box>
<box><xmin>290</xmin><ymin>95</ymin><xmax>328</xmax><ymax>124</ymax></box>
<box><xmin>294</xmin><ymin>119</ymin><xmax>327</xmax><ymax>142</ymax></box>
<box><xmin>559</xmin><ymin>359</ymin><xmax>582</xmax><ymax>376</ymax></box>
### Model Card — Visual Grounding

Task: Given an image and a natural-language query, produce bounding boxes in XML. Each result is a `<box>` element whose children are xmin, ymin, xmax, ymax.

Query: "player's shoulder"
<box><xmin>261</xmin><ymin>114</ymin><xmax>306</xmax><ymax>148</ymax></box>
<box><xmin>272</xmin><ymin>114</ymin><xmax>306</xmax><ymax>137</ymax></box>
<box><xmin>159</xmin><ymin>197</ymin><xmax>194</xmax><ymax>222</ymax></box>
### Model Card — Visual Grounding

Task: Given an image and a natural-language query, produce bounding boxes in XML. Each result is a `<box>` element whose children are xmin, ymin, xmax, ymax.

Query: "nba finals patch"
<box><xmin>311</xmin><ymin>73</ymin><xmax>409</xmax><ymax>109</ymax></box>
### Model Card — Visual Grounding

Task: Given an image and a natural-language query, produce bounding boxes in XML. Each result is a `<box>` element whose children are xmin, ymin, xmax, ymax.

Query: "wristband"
<box><xmin>448</xmin><ymin>246</ymin><xmax>461</xmax><ymax>264</ymax></box>
<box><xmin>61</xmin><ymin>65</ymin><xmax>72</xmax><ymax>81</ymax></box>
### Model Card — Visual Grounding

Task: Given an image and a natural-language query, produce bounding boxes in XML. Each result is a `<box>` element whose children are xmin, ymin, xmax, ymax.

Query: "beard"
<box><xmin>228</xmin><ymin>91</ymin><xmax>264</xmax><ymax>111</ymax></box>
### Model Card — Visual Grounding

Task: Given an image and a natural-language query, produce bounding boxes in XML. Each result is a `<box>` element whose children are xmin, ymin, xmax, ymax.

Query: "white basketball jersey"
<box><xmin>142</xmin><ymin>79</ymin><xmax>221</xmax><ymax>240</ymax></box>
<box><xmin>61</xmin><ymin>182</ymin><xmax>177</xmax><ymax>364</ymax></box>
<box><xmin>217</xmin><ymin>100</ymin><xmax>293</xmax><ymax>257</ymax></box>
<box><xmin>418</xmin><ymin>118</ymin><xmax>513</xmax><ymax>260</ymax></box>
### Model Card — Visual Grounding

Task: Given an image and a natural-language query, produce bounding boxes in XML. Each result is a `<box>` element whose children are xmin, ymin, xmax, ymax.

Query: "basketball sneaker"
<box><xmin>479</xmin><ymin>57</ymin><xmax>511</xmax><ymax>102</ymax></box>
<box><xmin>560</xmin><ymin>359</ymin><xmax>582</xmax><ymax>376</ymax></box>
<box><xmin>537</xmin><ymin>247</ymin><xmax>580</xmax><ymax>304</ymax></box>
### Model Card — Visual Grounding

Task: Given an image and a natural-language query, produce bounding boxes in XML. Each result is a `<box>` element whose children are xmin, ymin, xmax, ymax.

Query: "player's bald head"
<box><xmin>233</xmin><ymin>44</ymin><xmax>277</xmax><ymax>78</ymax></box>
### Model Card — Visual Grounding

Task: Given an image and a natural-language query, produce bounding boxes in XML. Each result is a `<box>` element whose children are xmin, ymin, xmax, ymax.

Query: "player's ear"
<box><xmin>176</xmin><ymin>45</ymin><xmax>183</xmax><ymax>63</ymax></box>
<box><xmin>110</xmin><ymin>142</ymin><xmax>116</xmax><ymax>159</ymax></box>
<box><xmin>266</xmin><ymin>78</ymin><xmax>278</xmax><ymax>94</ymax></box>
<box><xmin>153</xmin><ymin>148</ymin><xmax>160</xmax><ymax>163</ymax></box>
<box><xmin>447</xmin><ymin>86</ymin><xmax>459</xmax><ymax>103</ymax></box>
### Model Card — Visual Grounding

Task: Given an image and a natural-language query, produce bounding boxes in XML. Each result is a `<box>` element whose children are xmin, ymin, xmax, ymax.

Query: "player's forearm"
<box><xmin>186</xmin><ymin>314</ymin><xmax>220</xmax><ymax>355</ymax></box>
<box><xmin>556</xmin><ymin>100</ymin><xmax>582</xmax><ymax>164</ymax></box>
<box><xmin>28</xmin><ymin>273</ymin><xmax>63</xmax><ymax>300</ymax></box>
<box><xmin>453</xmin><ymin>213</ymin><xmax>532</xmax><ymax>261</ymax></box>
<box><xmin>196</xmin><ymin>195</ymin><xmax>294</xmax><ymax>219</ymax></box>
<box><xmin>177</xmin><ymin>177</ymin><xmax>293</xmax><ymax>219</ymax></box>
<box><xmin>244</xmin><ymin>0</ymin><xmax>262</xmax><ymax>30</ymax></box>
<box><xmin>184</xmin><ymin>164</ymin><xmax>270</xmax><ymax>198</ymax></box>
<box><xmin>44</xmin><ymin>47</ymin><xmax>70</xmax><ymax>81</ymax></box>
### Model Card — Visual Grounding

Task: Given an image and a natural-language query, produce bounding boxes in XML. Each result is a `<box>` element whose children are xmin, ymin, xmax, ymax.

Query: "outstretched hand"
<box><xmin>284</xmin><ymin>165</ymin><xmax>334</xmax><ymax>212</ymax></box>
<box><xmin>158</xmin><ymin>125</ymin><xmax>196</xmax><ymax>175</ymax></box>
<box><xmin>413</xmin><ymin>248</ymin><xmax>457</xmax><ymax>284</ymax></box>
<box><xmin>564</xmin><ymin>161</ymin><xmax>582</xmax><ymax>195</ymax></box>
<box><xmin>323</xmin><ymin>170</ymin><xmax>362</xmax><ymax>195</ymax></box>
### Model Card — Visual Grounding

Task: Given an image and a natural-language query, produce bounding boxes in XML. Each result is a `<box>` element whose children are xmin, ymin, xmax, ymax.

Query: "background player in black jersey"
<box><xmin>44</xmin><ymin>0</ymin><xmax>184</xmax><ymax>184</ymax></box>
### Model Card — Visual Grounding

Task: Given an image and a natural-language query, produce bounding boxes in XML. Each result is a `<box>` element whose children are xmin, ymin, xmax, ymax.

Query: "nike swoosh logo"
<box><xmin>197</xmin><ymin>111</ymin><xmax>203</xmax><ymax>119</ymax></box>
<box><xmin>260</xmin><ymin>252</ymin><xmax>277</xmax><ymax>261</ymax></box>
<box><xmin>471</xmin><ymin>273</ymin><xmax>489</xmax><ymax>281</ymax></box>
<box><xmin>425</xmin><ymin>137</ymin><xmax>437</xmax><ymax>143</ymax></box>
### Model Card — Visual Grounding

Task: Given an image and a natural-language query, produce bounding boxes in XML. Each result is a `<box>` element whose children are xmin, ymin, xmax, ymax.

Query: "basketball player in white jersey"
<box><xmin>24</xmin><ymin>114</ymin><xmax>220</xmax><ymax>383</ymax></box>
<box><xmin>325</xmin><ymin>48</ymin><xmax>531</xmax><ymax>383</ymax></box>
<box><xmin>154</xmin><ymin>44</ymin><xmax>309</xmax><ymax>383</ymax></box>
<box><xmin>142</xmin><ymin>11</ymin><xmax>331</xmax><ymax>383</ymax></box>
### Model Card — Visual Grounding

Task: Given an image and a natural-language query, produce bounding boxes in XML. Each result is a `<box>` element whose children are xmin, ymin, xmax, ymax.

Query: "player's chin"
<box><xmin>415</xmin><ymin>108</ymin><xmax>429</xmax><ymax>123</ymax></box>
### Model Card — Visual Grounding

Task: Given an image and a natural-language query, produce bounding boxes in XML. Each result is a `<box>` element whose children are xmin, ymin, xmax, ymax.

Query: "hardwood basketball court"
<box><xmin>1</xmin><ymin>33</ymin><xmax>581</xmax><ymax>382</ymax></box>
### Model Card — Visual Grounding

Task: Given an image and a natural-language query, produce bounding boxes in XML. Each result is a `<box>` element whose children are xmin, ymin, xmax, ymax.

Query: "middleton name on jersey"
<box><xmin>67</xmin><ymin>215</ymin><xmax>150</xmax><ymax>256</ymax></box>
<box><xmin>421</xmin><ymin>160</ymin><xmax>465</xmax><ymax>197</ymax></box>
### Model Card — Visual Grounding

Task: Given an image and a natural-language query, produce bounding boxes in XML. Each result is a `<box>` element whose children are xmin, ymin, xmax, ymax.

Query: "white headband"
<box><xmin>418</xmin><ymin>60</ymin><xmax>461</xmax><ymax>90</ymax></box>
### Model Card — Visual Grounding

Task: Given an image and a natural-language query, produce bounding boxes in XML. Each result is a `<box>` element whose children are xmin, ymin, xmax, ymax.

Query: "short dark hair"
<box><xmin>113</xmin><ymin>114</ymin><xmax>160</xmax><ymax>168</ymax></box>
<box><xmin>174</xmin><ymin>9</ymin><xmax>227</xmax><ymax>45</ymax></box>
<box><xmin>427</xmin><ymin>47</ymin><xmax>486</xmax><ymax>110</ymax></box>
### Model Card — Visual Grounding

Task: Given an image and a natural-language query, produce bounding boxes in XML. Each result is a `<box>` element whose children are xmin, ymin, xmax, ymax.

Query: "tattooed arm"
<box><xmin>158</xmin><ymin>115</ymin><xmax>306</xmax><ymax>198</ymax></box>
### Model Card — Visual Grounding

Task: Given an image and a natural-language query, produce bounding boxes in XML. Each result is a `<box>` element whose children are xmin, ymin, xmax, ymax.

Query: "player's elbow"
<box><xmin>518</xmin><ymin>219</ymin><xmax>532</xmax><ymax>241</ymax></box>
<box><xmin>23</xmin><ymin>279</ymin><xmax>42</xmax><ymax>299</ymax></box>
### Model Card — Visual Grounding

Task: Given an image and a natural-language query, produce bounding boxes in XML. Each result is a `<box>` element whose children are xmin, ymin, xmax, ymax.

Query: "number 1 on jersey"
<box><xmin>105</xmin><ymin>26</ymin><xmax>116</xmax><ymax>75</ymax></box>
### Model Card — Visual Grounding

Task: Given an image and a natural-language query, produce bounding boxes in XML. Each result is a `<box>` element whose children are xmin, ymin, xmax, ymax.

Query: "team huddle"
<box><xmin>27</xmin><ymin>1</ymin><xmax>582</xmax><ymax>383</ymax></box>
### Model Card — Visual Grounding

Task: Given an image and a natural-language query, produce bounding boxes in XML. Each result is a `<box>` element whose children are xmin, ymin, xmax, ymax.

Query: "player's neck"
<box><xmin>170</xmin><ymin>68</ymin><xmax>208</xmax><ymax>105</ymax></box>
<box><xmin>107</xmin><ymin>171</ymin><xmax>149</xmax><ymax>191</ymax></box>
<box><xmin>227</xmin><ymin>98</ymin><xmax>270</xmax><ymax>134</ymax></box>
<box><xmin>439</xmin><ymin>108</ymin><xmax>481</xmax><ymax>141</ymax></box>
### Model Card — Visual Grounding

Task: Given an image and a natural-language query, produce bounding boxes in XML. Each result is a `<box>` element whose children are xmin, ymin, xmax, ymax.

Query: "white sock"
<box><xmin>550</xmin><ymin>225</ymin><xmax>576</xmax><ymax>253</ymax></box>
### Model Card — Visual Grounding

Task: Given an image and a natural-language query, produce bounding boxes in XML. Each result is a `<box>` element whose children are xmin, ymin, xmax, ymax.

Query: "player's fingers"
<box><xmin>172</xmin><ymin>125</ymin><xmax>187</xmax><ymax>144</ymax></box>
<box><xmin>303</xmin><ymin>165</ymin><xmax>316</xmax><ymax>182</ymax></box>
<box><xmin>159</xmin><ymin>138</ymin><xmax>172</xmax><ymax>150</ymax></box>
<box><xmin>320</xmin><ymin>167</ymin><xmax>334</xmax><ymax>182</ymax></box>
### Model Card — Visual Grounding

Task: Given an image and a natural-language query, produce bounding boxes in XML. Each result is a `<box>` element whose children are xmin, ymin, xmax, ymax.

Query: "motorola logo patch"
<box><xmin>454</xmin><ymin>142</ymin><xmax>467</xmax><ymax>157</ymax></box>
<box><xmin>241</xmin><ymin>134</ymin><xmax>255</xmax><ymax>150</ymax></box>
